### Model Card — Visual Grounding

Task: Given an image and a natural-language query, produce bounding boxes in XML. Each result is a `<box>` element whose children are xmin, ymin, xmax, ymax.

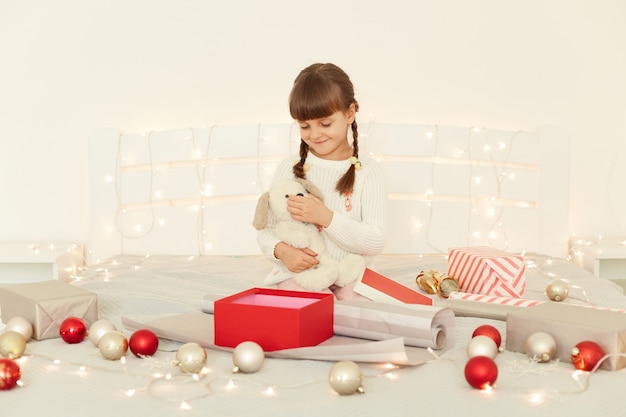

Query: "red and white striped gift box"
<box><xmin>447</xmin><ymin>246</ymin><xmax>526</xmax><ymax>297</ymax></box>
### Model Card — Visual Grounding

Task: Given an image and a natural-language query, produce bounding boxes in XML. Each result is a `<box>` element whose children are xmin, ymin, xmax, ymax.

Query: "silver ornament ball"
<box><xmin>328</xmin><ymin>360</ymin><xmax>364</xmax><ymax>395</ymax></box>
<box><xmin>525</xmin><ymin>331</ymin><xmax>557</xmax><ymax>362</ymax></box>
<box><xmin>232</xmin><ymin>341</ymin><xmax>264</xmax><ymax>373</ymax></box>
<box><xmin>89</xmin><ymin>319</ymin><xmax>117</xmax><ymax>346</ymax></box>
<box><xmin>466</xmin><ymin>335</ymin><xmax>499</xmax><ymax>359</ymax></box>
<box><xmin>546</xmin><ymin>279</ymin><xmax>569</xmax><ymax>302</ymax></box>
<box><xmin>5</xmin><ymin>317</ymin><xmax>33</xmax><ymax>341</ymax></box>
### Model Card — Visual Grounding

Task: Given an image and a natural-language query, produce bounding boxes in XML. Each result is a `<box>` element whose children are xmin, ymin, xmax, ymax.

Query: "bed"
<box><xmin>3</xmin><ymin>123</ymin><xmax>626</xmax><ymax>416</ymax></box>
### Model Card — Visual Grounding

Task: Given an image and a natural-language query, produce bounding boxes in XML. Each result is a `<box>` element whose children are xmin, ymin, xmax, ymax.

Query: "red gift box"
<box><xmin>447</xmin><ymin>246</ymin><xmax>526</xmax><ymax>297</ymax></box>
<box><xmin>213</xmin><ymin>288</ymin><xmax>334</xmax><ymax>351</ymax></box>
<box><xmin>354</xmin><ymin>268</ymin><xmax>433</xmax><ymax>305</ymax></box>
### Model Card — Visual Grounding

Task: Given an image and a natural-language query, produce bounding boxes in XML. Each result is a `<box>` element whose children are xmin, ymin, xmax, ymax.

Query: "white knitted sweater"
<box><xmin>257</xmin><ymin>151</ymin><xmax>388</xmax><ymax>285</ymax></box>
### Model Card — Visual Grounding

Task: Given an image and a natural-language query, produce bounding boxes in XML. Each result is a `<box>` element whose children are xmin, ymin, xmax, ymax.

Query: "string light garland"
<box><xmin>99</xmin><ymin>123</ymin><xmax>544</xmax><ymax>260</ymax></box>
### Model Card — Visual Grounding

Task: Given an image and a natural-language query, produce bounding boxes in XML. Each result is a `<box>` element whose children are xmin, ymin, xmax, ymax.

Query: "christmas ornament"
<box><xmin>464</xmin><ymin>356</ymin><xmax>498</xmax><ymax>390</ymax></box>
<box><xmin>438</xmin><ymin>275</ymin><xmax>460</xmax><ymax>298</ymax></box>
<box><xmin>5</xmin><ymin>317</ymin><xmax>33</xmax><ymax>341</ymax></box>
<box><xmin>88</xmin><ymin>319</ymin><xmax>117</xmax><ymax>346</ymax></box>
<box><xmin>59</xmin><ymin>317</ymin><xmax>87</xmax><ymax>344</ymax></box>
<box><xmin>232</xmin><ymin>341</ymin><xmax>264</xmax><ymax>373</ymax></box>
<box><xmin>0</xmin><ymin>331</ymin><xmax>27</xmax><ymax>359</ymax></box>
<box><xmin>466</xmin><ymin>335</ymin><xmax>499</xmax><ymax>359</ymax></box>
<box><xmin>571</xmin><ymin>340</ymin><xmax>605</xmax><ymax>372</ymax></box>
<box><xmin>129</xmin><ymin>329</ymin><xmax>159</xmax><ymax>357</ymax></box>
<box><xmin>416</xmin><ymin>270</ymin><xmax>459</xmax><ymax>298</ymax></box>
<box><xmin>546</xmin><ymin>279</ymin><xmax>569</xmax><ymax>302</ymax></box>
<box><xmin>472</xmin><ymin>324</ymin><xmax>502</xmax><ymax>349</ymax></box>
<box><xmin>525</xmin><ymin>331</ymin><xmax>557</xmax><ymax>362</ymax></box>
<box><xmin>0</xmin><ymin>358</ymin><xmax>21</xmax><ymax>390</ymax></box>
<box><xmin>175</xmin><ymin>343</ymin><xmax>207</xmax><ymax>374</ymax></box>
<box><xmin>98</xmin><ymin>331</ymin><xmax>128</xmax><ymax>360</ymax></box>
<box><xmin>416</xmin><ymin>271</ymin><xmax>438</xmax><ymax>294</ymax></box>
<box><xmin>328</xmin><ymin>360</ymin><xmax>364</xmax><ymax>395</ymax></box>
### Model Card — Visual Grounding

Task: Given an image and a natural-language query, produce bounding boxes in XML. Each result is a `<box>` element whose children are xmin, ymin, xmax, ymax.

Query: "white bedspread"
<box><xmin>3</xmin><ymin>254</ymin><xmax>626</xmax><ymax>417</ymax></box>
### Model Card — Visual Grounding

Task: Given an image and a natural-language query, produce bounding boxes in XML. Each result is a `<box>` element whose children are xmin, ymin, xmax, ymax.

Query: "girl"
<box><xmin>257</xmin><ymin>63</ymin><xmax>387</xmax><ymax>300</ymax></box>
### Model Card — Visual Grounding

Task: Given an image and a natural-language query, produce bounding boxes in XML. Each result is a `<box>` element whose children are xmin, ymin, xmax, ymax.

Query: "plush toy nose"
<box><xmin>297</xmin><ymin>193</ymin><xmax>304</xmax><ymax>197</ymax></box>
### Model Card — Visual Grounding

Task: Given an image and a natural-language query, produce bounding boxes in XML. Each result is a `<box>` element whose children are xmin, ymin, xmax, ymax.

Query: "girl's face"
<box><xmin>296</xmin><ymin>107</ymin><xmax>355</xmax><ymax>161</ymax></box>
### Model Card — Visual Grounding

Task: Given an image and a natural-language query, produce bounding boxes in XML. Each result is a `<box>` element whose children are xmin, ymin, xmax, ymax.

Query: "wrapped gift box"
<box><xmin>354</xmin><ymin>268</ymin><xmax>433</xmax><ymax>305</ymax></box>
<box><xmin>0</xmin><ymin>280</ymin><xmax>98</xmax><ymax>340</ymax></box>
<box><xmin>506</xmin><ymin>303</ymin><xmax>626</xmax><ymax>371</ymax></box>
<box><xmin>447</xmin><ymin>246</ymin><xmax>526</xmax><ymax>297</ymax></box>
<box><xmin>214</xmin><ymin>288</ymin><xmax>334</xmax><ymax>351</ymax></box>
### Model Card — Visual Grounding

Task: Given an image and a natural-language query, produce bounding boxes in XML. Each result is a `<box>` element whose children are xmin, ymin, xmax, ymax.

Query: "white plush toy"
<box><xmin>253</xmin><ymin>178</ymin><xmax>365</xmax><ymax>292</ymax></box>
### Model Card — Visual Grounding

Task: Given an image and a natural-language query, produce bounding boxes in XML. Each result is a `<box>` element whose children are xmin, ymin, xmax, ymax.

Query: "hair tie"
<box><xmin>292</xmin><ymin>159</ymin><xmax>310</xmax><ymax>171</ymax></box>
<box><xmin>349</xmin><ymin>156</ymin><xmax>362</xmax><ymax>170</ymax></box>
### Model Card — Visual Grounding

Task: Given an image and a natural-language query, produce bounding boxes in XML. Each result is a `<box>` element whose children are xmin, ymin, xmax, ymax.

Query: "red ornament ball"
<box><xmin>571</xmin><ymin>340</ymin><xmax>605</xmax><ymax>371</ymax></box>
<box><xmin>59</xmin><ymin>317</ymin><xmax>87</xmax><ymax>344</ymax></box>
<box><xmin>464</xmin><ymin>356</ymin><xmax>498</xmax><ymax>390</ymax></box>
<box><xmin>129</xmin><ymin>329</ymin><xmax>159</xmax><ymax>357</ymax></box>
<box><xmin>472</xmin><ymin>324</ymin><xmax>502</xmax><ymax>349</ymax></box>
<box><xmin>0</xmin><ymin>358</ymin><xmax>21</xmax><ymax>390</ymax></box>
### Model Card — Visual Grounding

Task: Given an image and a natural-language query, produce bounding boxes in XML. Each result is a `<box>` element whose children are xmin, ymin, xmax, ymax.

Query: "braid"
<box><xmin>335</xmin><ymin>120</ymin><xmax>359</xmax><ymax>194</ymax></box>
<box><xmin>292</xmin><ymin>141</ymin><xmax>309</xmax><ymax>179</ymax></box>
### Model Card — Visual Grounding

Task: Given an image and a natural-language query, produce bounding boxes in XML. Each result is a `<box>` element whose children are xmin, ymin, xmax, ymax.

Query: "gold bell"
<box><xmin>416</xmin><ymin>270</ymin><xmax>439</xmax><ymax>294</ymax></box>
<box><xmin>416</xmin><ymin>270</ymin><xmax>460</xmax><ymax>298</ymax></box>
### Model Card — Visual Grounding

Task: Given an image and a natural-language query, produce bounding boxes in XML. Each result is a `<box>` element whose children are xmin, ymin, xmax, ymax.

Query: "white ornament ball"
<box><xmin>232</xmin><ymin>341</ymin><xmax>264</xmax><ymax>373</ymax></box>
<box><xmin>328</xmin><ymin>361</ymin><xmax>364</xmax><ymax>395</ymax></box>
<box><xmin>175</xmin><ymin>343</ymin><xmax>207</xmax><ymax>374</ymax></box>
<box><xmin>98</xmin><ymin>331</ymin><xmax>128</xmax><ymax>360</ymax></box>
<box><xmin>525</xmin><ymin>331</ymin><xmax>557</xmax><ymax>362</ymax></box>
<box><xmin>5</xmin><ymin>317</ymin><xmax>33</xmax><ymax>341</ymax></box>
<box><xmin>88</xmin><ymin>319</ymin><xmax>117</xmax><ymax>346</ymax></box>
<box><xmin>466</xmin><ymin>335</ymin><xmax>499</xmax><ymax>359</ymax></box>
<box><xmin>546</xmin><ymin>279</ymin><xmax>569</xmax><ymax>302</ymax></box>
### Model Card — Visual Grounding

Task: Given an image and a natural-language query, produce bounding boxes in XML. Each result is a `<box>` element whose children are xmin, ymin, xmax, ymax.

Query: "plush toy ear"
<box><xmin>296</xmin><ymin>178</ymin><xmax>324</xmax><ymax>202</ymax></box>
<box><xmin>252</xmin><ymin>192</ymin><xmax>270</xmax><ymax>230</ymax></box>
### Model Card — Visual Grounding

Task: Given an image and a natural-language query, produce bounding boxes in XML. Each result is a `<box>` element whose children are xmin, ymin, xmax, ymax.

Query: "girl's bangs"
<box><xmin>290</xmin><ymin>81</ymin><xmax>343</xmax><ymax>121</ymax></box>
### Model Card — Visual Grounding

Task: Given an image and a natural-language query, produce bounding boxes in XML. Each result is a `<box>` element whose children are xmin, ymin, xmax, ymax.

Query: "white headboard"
<box><xmin>88</xmin><ymin>123</ymin><xmax>569</xmax><ymax>264</ymax></box>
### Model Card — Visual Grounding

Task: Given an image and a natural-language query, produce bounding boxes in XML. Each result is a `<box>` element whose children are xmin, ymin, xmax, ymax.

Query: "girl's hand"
<box><xmin>274</xmin><ymin>242</ymin><xmax>320</xmax><ymax>273</ymax></box>
<box><xmin>287</xmin><ymin>194</ymin><xmax>333</xmax><ymax>228</ymax></box>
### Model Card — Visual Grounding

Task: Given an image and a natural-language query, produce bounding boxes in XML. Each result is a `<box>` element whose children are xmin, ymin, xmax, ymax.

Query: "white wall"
<box><xmin>1</xmin><ymin>0</ymin><xmax>625</xmax><ymax>246</ymax></box>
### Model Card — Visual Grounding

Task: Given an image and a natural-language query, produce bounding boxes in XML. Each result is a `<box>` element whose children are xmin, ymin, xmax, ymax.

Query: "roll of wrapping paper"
<box><xmin>416</xmin><ymin>270</ymin><xmax>460</xmax><ymax>298</ymax></box>
<box><xmin>201</xmin><ymin>294</ymin><xmax>455</xmax><ymax>350</ymax></box>
<box><xmin>333</xmin><ymin>300</ymin><xmax>455</xmax><ymax>350</ymax></box>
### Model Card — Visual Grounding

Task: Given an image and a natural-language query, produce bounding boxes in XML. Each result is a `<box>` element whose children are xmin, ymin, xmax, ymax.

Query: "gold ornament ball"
<box><xmin>0</xmin><ymin>331</ymin><xmax>27</xmax><ymax>359</ymax></box>
<box><xmin>98</xmin><ymin>331</ymin><xmax>128</xmax><ymax>360</ymax></box>
<box><xmin>525</xmin><ymin>331</ymin><xmax>557</xmax><ymax>362</ymax></box>
<box><xmin>175</xmin><ymin>343</ymin><xmax>207</xmax><ymax>374</ymax></box>
<box><xmin>89</xmin><ymin>319</ymin><xmax>117</xmax><ymax>346</ymax></box>
<box><xmin>232</xmin><ymin>341</ymin><xmax>264</xmax><ymax>373</ymax></box>
<box><xmin>328</xmin><ymin>360</ymin><xmax>364</xmax><ymax>395</ymax></box>
<box><xmin>5</xmin><ymin>317</ymin><xmax>33</xmax><ymax>341</ymax></box>
<box><xmin>546</xmin><ymin>279</ymin><xmax>569</xmax><ymax>302</ymax></box>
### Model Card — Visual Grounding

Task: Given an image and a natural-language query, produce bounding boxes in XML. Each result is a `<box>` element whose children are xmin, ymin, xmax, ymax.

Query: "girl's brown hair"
<box><xmin>289</xmin><ymin>63</ymin><xmax>360</xmax><ymax>195</ymax></box>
